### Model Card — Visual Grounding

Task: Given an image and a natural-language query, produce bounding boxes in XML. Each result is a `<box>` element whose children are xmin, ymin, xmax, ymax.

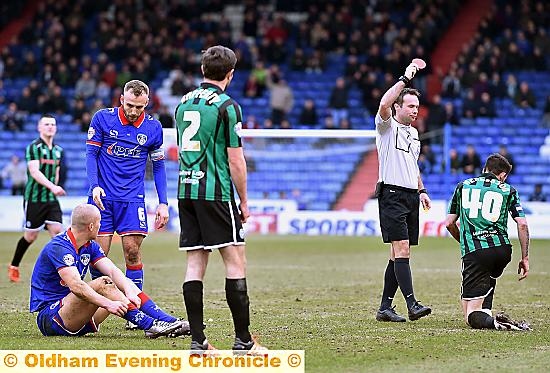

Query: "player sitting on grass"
<box><xmin>30</xmin><ymin>203</ymin><xmax>190</xmax><ymax>338</ymax></box>
<box><xmin>445</xmin><ymin>154</ymin><xmax>531</xmax><ymax>331</ymax></box>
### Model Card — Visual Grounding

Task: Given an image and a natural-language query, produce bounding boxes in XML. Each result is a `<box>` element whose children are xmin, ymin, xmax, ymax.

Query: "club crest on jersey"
<box><xmin>87</xmin><ymin>127</ymin><xmax>96</xmax><ymax>140</ymax></box>
<box><xmin>137</xmin><ymin>134</ymin><xmax>148</xmax><ymax>145</ymax></box>
<box><xmin>80</xmin><ymin>254</ymin><xmax>90</xmax><ymax>266</ymax></box>
<box><xmin>63</xmin><ymin>254</ymin><xmax>75</xmax><ymax>266</ymax></box>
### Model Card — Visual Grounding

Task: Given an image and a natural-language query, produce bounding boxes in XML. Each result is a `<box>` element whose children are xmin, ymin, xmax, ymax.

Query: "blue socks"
<box><xmin>126</xmin><ymin>264</ymin><xmax>144</xmax><ymax>290</ymax></box>
<box><xmin>124</xmin><ymin>303</ymin><xmax>154</xmax><ymax>330</ymax></box>
<box><xmin>138</xmin><ymin>292</ymin><xmax>177</xmax><ymax>322</ymax></box>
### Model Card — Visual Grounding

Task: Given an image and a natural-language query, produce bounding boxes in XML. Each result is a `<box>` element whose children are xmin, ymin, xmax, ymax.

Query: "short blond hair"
<box><xmin>123</xmin><ymin>80</ymin><xmax>149</xmax><ymax>97</ymax></box>
<box><xmin>71</xmin><ymin>204</ymin><xmax>100</xmax><ymax>230</ymax></box>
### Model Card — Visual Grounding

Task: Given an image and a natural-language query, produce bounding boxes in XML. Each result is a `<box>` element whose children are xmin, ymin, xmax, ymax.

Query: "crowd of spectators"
<box><xmin>438</xmin><ymin>0</ymin><xmax>550</xmax><ymax>119</ymax></box>
<box><xmin>0</xmin><ymin>0</ymin><xmax>549</xmax><ymax>191</ymax></box>
<box><xmin>0</xmin><ymin>0</ymin><xmax>465</xmax><ymax>133</ymax></box>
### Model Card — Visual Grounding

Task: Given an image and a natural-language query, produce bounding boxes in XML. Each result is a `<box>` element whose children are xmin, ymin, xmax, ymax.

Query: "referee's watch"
<box><xmin>398</xmin><ymin>75</ymin><xmax>411</xmax><ymax>86</ymax></box>
<box><xmin>418</xmin><ymin>188</ymin><xmax>428</xmax><ymax>195</ymax></box>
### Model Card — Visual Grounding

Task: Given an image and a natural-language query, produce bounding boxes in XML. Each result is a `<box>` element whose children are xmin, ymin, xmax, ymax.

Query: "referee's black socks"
<box><xmin>183</xmin><ymin>280</ymin><xmax>206</xmax><ymax>343</ymax></box>
<box><xmin>226</xmin><ymin>278</ymin><xmax>251</xmax><ymax>343</ymax></box>
<box><xmin>394</xmin><ymin>258</ymin><xmax>417</xmax><ymax>308</ymax></box>
<box><xmin>380</xmin><ymin>260</ymin><xmax>399</xmax><ymax>310</ymax></box>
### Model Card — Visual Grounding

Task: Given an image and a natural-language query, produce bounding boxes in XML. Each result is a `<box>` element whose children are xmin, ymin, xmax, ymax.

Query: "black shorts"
<box><xmin>24</xmin><ymin>201</ymin><xmax>63</xmax><ymax>230</ymax></box>
<box><xmin>461</xmin><ymin>245</ymin><xmax>512</xmax><ymax>300</ymax></box>
<box><xmin>378</xmin><ymin>184</ymin><xmax>420</xmax><ymax>245</ymax></box>
<box><xmin>178</xmin><ymin>199</ymin><xmax>245</xmax><ymax>251</ymax></box>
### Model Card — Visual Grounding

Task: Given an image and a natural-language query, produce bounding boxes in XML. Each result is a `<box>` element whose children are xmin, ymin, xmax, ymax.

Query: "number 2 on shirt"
<box><xmin>182</xmin><ymin>111</ymin><xmax>201</xmax><ymax>152</ymax></box>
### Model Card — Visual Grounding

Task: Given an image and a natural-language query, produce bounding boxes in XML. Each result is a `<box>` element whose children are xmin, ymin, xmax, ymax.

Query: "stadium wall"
<box><xmin>0</xmin><ymin>197</ymin><xmax>548</xmax><ymax>239</ymax></box>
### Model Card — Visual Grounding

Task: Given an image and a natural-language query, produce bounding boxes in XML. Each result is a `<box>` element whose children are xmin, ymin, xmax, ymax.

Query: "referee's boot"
<box><xmin>408</xmin><ymin>301</ymin><xmax>431</xmax><ymax>321</ymax></box>
<box><xmin>376</xmin><ymin>306</ymin><xmax>406</xmax><ymax>322</ymax></box>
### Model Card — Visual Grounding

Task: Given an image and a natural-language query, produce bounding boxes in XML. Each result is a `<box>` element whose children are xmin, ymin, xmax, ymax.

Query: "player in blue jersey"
<box><xmin>86</xmin><ymin>80</ymin><xmax>168</xmax><ymax>305</ymax></box>
<box><xmin>30</xmin><ymin>204</ymin><xmax>189</xmax><ymax>337</ymax></box>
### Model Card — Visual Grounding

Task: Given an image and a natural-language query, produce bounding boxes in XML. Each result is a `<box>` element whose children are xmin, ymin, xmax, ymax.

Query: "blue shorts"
<box><xmin>36</xmin><ymin>300</ymin><xmax>99</xmax><ymax>336</ymax></box>
<box><xmin>88</xmin><ymin>198</ymin><xmax>148</xmax><ymax>236</ymax></box>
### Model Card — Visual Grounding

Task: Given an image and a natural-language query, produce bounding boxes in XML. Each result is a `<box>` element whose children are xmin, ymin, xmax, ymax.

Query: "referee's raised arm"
<box><xmin>378</xmin><ymin>63</ymin><xmax>419</xmax><ymax>121</ymax></box>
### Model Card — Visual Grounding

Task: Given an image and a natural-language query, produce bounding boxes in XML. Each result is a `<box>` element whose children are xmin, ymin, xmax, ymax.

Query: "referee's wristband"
<box><xmin>398</xmin><ymin>75</ymin><xmax>411</xmax><ymax>86</ymax></box>
<box><xmin>418</xmin><ymin>188</ymin><xmax>428</xmax><ymax>195</ymax></box>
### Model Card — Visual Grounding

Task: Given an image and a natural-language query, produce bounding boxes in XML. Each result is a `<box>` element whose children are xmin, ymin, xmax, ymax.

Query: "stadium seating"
<box><xmin>2</xmin><ymin>69</ymin><xmax>550</xmax><ymax>208</ymax></box>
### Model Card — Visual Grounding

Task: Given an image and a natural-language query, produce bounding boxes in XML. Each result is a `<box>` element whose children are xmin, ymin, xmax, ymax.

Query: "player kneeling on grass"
<box><xmin>29</xmin><ymin>203</ymin><xmax>190</xmax><ymax>338</ymax></box>
<box><xmin>445</xmin><ymin>154</ymin><xmax>531</xmax><ymax>331</ymax></box>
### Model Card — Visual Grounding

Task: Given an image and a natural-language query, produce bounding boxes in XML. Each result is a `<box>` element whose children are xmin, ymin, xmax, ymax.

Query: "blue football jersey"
<box><xmin>86</xmin><ymin>107</ymin><xmax>165</xmax><ymax>201</ymax></box>
<box><xmin>30</xmin><ymin>230</ymin><xmax>106</xmax><ymax>312</ymax></box>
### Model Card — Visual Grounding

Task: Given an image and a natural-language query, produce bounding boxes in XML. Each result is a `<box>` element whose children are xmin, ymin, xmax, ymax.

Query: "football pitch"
<box><xmin>0</xmin><ymin>232</ymin><xmax>549</xmax><ymax>372</ymax></box>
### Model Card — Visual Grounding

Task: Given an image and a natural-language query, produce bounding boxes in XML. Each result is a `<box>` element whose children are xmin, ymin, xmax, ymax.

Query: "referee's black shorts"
<box><xmin>378</xmin><ymin>184</ymin><xmax>420</xmax><ymax>245</ymax></box>
<box><xmin>461</xmin><ymin>245</ymin><xmax>512</xmax><ymax>300</ymax></box>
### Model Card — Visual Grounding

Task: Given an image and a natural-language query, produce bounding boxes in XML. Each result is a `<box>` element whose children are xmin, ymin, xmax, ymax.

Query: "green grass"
<box><xmin>1</xmin><ymin>232</ymin><xmax>549</xmax><ymax>372</ymax></box>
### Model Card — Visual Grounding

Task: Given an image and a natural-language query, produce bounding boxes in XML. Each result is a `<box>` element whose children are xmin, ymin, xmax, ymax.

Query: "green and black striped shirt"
<box><xmin>448</xmin><ymin>173</ymin><xmax>525</xmax><ymax>257</ymax></box>
<box><xmin>24</xmin><ymin>138</ymin><xmax>64</xmax><ymax>203</ymax></box>
<box><xmin>175</xmin><ymin>83</ymin><xmax>243</xmax><ymax>201</ymax></box>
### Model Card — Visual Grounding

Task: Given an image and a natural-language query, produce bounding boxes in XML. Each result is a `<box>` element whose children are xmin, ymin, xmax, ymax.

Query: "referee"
<box><xmin>374</xmin><ymin>63</ymin><xmax>432</xmax><ymax>322</ymax></box>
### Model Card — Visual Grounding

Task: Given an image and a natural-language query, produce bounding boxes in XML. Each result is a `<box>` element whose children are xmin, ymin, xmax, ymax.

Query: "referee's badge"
<box><xmin>137</xmin><ymin>133</ymin><xmax>148</xmax><ymax>145</ymax></box>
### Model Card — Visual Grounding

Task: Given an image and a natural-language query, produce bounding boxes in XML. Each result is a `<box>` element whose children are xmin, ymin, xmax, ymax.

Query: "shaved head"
<box><xmin>71</xmin><ymin>204</ymin><xmax>101</xmax><ymax>230</ymax></box>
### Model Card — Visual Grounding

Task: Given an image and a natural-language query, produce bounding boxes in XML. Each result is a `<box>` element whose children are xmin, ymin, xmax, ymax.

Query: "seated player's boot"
<box><xmin>168</xmin><ymin>320</ymin><xmax>207</xmax><ymax>338</ymax></box>
<box><xmin>408</xmin><ymin>301</ymin><xmax>432</xmax><ymax>321</ymax></box>
<box><xmin>167</xmin><ymin>319</ymin><xmax>191</xmax><ymax>338</ymax></box>
<box><xmin>376</xmin><ymin>306</ymin><xmax>406</xmax><ymax>322</ymax></box>
<box><xmin>8</xmin><ymin>265</ymin><xmax>20</xmax><ymax>283</ymax></box>
<box><xmin>190</xmin><ymin>339</ymin><xmax>217</xmax><ymax>351</ymax></box>
<box><xmin>144</xmin><ymin>319</ymin><xmax>183</xmax><ymax>338</ymax></box>
<box><xmin>125</xmin><ymin>321</ymin><xmax>139</xmax><ymax>330</ymax></box>
<box><xmin>495</xmin><ymin>312</ymin><xmax>531</xmax><ymax>331</ymax></box>
<box><xmin>232</xmin><ymin>336</ymin><xmax>268</xmax><ymax>355</ymax></box>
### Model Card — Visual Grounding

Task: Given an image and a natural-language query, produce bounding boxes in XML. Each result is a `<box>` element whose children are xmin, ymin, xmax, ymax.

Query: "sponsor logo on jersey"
<box><xmin>87</xmin><ymin>127</ymin><xmax>96</xmax><ymax>140</ymax></box>
<box><xmin>137</xmin><ymin>134</ymin><xmax>148</xmax><ymax>145</ymax></box>
<box><xmin>80</xmin><ymin>254</ymin><xmax>90</xmax><ymax>266</ymax></box>
<box><xmin>179</xmin><ymin>170</ymin><xmax>205</xmax><ymax>185</ymax></box>
<box><xmin>63</xmin><ymin>254</ymin><xmax>75</xmax><ymax>266</ymax></box>
<box><xmin>107</xmin><ymin>142</ymin><xmax>141</xmax><ymax>158</ymax></box>
<box><xmin>109</xmin><ymin>129</ymin><xmax>119</xmax><ymax>138</ymax></box>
